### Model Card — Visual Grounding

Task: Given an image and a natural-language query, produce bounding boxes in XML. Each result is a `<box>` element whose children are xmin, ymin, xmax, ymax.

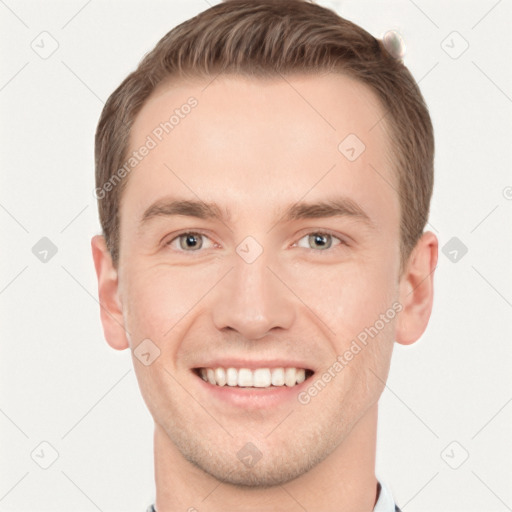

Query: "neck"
<box><xmin>153</xmin><ymin>404</ymin><xmax>379</xmax><ymax>512</ymax></box>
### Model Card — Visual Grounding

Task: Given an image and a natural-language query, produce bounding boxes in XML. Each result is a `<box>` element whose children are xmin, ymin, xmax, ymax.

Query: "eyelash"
<box><xmin>164</xmin><ymin>230</ymin><xmax>347</xmax><ymax>255</ymax></box>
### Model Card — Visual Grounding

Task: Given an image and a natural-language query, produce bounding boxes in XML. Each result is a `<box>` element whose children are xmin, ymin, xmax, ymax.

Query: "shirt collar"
<box><xmin>373</xmin><ymin>480</ymin><xmax>397</xmax><ymax>512</ymax></box>
<box><xmin>147</xmin><ymin>480</ymin><xmax>398</xmax><ymax>512</ymax></box>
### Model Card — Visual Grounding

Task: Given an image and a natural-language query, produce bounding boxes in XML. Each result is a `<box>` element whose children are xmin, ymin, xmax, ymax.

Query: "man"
<box><xmin>91</xmin><ymin>1</ymin><xmax>438</xmax><ymax>510</ymax></box>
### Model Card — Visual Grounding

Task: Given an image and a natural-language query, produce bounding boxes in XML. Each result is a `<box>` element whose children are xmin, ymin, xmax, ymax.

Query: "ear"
<box><xmin>91</xmin><ymin>235</ymin><xmax>130</xmax><ymax>350</ymax></box>
<box><xmin>395</xmin><ymin>231</ymin><xmax>438</xmax><ymax>345</ymax></box>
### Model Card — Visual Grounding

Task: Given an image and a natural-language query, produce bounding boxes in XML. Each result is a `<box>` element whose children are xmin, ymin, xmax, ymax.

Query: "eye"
<box><xmin>296</xmin><ymin>232</ymin><xmax>343</xmax><ymax>251</ymax></box>
<box><xmin>165</xmin><ymin>231</ymin><xmax>215</xmax><ymax>252</ymax></box>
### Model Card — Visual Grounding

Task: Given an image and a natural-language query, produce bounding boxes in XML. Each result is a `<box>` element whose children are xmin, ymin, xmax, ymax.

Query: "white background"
<box><xmin>1</xmin><ymin>0</ymin><xmax>511</xmax><ymax>510</ymax></box>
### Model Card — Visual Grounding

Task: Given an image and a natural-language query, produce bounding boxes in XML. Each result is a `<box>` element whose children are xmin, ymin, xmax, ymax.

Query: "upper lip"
<box><xmin>193</xmin><ymin>359</ymin><xmax>314</xmax><ymax>372</ymax></box>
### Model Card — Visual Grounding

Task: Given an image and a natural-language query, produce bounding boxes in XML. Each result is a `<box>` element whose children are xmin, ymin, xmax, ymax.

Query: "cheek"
<box><xmin>283</xmin><ymin>252</ymin><xmax>399</xmax><ymax>342</ymax></box>
<box><xmin>120</xmin><ymin>262</ymin><xmax>224</xmax><ymax>342</ymax></box>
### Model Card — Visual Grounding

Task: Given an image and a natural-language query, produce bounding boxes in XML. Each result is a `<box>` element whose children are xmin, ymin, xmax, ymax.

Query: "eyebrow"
<box><xmin>138</xmin><ymin>196</ymin><xmax>376</xmax><ymax>230</ymax></box>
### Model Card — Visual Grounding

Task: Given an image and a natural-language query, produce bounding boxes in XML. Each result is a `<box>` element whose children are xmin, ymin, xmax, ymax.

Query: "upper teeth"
<box><xmin>199</xmin><ymin>367</ymin><xmax>307</xmax><ymax>388</ymax></box>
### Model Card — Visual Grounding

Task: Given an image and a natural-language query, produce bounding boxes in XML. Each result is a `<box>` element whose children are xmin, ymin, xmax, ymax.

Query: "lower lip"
<box><xmin>193</xmin><ymin>371</ymin><xmax>313</xmax><ymax>409</ymax></box>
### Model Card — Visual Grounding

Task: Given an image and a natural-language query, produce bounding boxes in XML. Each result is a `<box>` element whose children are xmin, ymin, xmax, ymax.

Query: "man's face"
<box><xmin>116</xmin><ymin>73</ymin><xmax>402</xmax><ymax>486</ymax></box>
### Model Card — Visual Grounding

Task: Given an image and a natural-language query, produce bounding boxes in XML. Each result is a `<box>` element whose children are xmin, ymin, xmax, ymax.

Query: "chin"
<box><xmin>166</xmin><ymin>419</ymin><xmax>343</xmax><ymax>489</ymax></box>
<box><xmin>187</xmin><ymin>451</ymin><xmax>318</xmax><ymax>488</ymax></box>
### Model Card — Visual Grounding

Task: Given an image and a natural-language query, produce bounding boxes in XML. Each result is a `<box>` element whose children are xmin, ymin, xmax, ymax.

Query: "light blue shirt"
<box><xmin>374</xmin><ymin>480</ymin><xmax>399</xmax><ymax>512</ymax></box>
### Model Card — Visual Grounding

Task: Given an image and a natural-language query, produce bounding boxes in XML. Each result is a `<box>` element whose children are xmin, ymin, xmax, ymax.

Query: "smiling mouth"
<box><xmin>194</xmin><ymin>367</ymin><xmax>314</xmax><ymax>388</ymax></box>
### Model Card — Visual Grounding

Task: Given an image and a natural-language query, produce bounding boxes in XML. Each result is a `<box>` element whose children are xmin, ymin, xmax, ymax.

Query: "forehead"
<box><xmin>121</xmin><ymin>73</ymin><xmax>397</xmax><ymax>231</ymax></box>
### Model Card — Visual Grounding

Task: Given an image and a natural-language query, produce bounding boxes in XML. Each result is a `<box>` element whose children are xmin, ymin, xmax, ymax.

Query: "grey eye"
<box><xmin>179</xmin><ymin>233</ymin><xmax>203</xmax><ymax>250</ymax></box>
<box><xmin>297</xmin><ymin>233</ymin><xmax>341</xmax><ymax>250</ymax></box>
<box><xmin>167</xmin><ymin>232</ymin><xmax>214</xmax><ymax>252</ymax></box>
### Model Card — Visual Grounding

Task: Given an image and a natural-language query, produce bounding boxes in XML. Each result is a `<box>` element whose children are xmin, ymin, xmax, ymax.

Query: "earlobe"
<box><xmin>395</xmin><ymin>231</ymin><xmax>438</xmax><ymax>346</ymax></box>
<box><xmin>91</xmin><ymin>235</ymin><xmax>130</xmax><ymax>351</ymax></box>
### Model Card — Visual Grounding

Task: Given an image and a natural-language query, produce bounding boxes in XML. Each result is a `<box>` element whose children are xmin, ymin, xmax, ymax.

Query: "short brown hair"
<box><xmin>95</xmin><ymin>0</ymin><xmax>434</xmax><ymax>270</ymax></box>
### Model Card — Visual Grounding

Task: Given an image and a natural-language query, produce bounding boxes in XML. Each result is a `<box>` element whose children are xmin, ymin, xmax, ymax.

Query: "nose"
<box><xmin>211</xmin><ymin>251</ymin><xmax>296</xmax><ymax>340</ymax></box>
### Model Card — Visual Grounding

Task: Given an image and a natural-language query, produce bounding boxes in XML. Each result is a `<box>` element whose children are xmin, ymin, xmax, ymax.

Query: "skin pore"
<box><xmin>92</xmin><ymin>73</ymin><xmax>438</xmax><ymax>512</ymax></box>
